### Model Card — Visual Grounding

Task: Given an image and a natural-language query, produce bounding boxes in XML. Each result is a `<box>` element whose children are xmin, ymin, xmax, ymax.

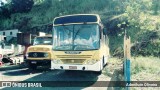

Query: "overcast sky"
<box><xmin>1</xmin><ymin>0</ymin><xmax>7</xmax><ymax>3</ymax></box>
<box><xmin>0</xmin><ymin>0</ymin><xmax>7</xmax><ymax>6</ymax></box>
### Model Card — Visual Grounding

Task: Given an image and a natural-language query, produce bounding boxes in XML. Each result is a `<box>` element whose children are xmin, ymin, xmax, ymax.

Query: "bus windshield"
<box><xmin>53</xmin><ymin>24</ymin><xmax>100</xmax><ymax>51</ymax></box>
<box><xmin>33</xmin><ymin>37</ymin><xmax>52</xmax><ymax>45</ymax></box>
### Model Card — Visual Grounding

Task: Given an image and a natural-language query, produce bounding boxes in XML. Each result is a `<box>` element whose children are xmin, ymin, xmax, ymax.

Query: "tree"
<box><xmin>0</xmin><ymin>6</ymin><xmax>11</xmax><ymax>18</ymax></box>
<box><xmin>11</xmin><ymin>0</ymin><xmax>34</xmax><ymax>13</ymax></box>
<box><xmin>152</xmin><ymin>0</ymin><xmax>160</xmax><ymax>15</ymax></box>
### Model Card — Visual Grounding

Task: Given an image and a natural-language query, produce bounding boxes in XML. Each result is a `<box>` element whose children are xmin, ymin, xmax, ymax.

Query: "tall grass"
<box><xmin>131</xmin><ymin>56</ymin><xmax>160</xmax><ymax>81</ymax></box>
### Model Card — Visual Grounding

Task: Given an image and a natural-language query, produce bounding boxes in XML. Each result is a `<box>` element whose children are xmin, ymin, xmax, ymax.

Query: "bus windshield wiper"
<box><xmin>73</xmin><ymin>25</ymin><xmax>85</xmax><ymax>40</ymax></box>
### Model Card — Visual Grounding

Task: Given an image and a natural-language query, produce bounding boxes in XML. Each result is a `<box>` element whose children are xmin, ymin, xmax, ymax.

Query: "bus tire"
<box><xmin>102</xmin><ymin>56</ymin><xmax>105</xmax><ymax>68</ymax></box>
<box><xmin>94</xmin><ymin>70</ymin><xmax>102</xmax><ymax>75</ymax></box>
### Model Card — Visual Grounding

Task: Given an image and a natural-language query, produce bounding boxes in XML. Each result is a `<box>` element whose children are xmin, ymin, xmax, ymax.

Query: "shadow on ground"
<box><xmin>2</xmin><ymin>67</ymin><xmax>51</xmax><ymax>76</ymax></box>
<box><xmin>0</xmin><ymin>64</ymin><xmax>26</xmax><ymax>71</ymax></box>
<box><xmin>106</xmin><ymin>69</ymin><xmax>125</xmax><ymax>90</ymax></box>
<box><xmin>2</xmin><ymin>67</ymin><xmax>99</xmax><ymax>90</ymax></box>
<box><xmin>1</xmin><ymin>59</ymin><xmax>125</xmax><ymax>90</ymax></box>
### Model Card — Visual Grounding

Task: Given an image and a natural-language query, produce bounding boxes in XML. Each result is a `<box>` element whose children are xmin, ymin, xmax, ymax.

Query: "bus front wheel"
<box><xmin>94</xmin><ymin>70</ymin><xmax>102</xmax><ymax>75</ymax></box>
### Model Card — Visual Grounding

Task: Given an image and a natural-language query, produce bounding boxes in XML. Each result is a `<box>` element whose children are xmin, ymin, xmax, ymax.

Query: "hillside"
<box><xmin>0</xmin><ymin>0</ymin><xmax>160</xmax><ymax>57</ymax></box>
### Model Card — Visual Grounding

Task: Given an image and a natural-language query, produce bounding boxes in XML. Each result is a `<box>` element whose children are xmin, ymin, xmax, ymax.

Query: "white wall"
<box><xmin>39</xmin><ymin>32</ymin><xmax>46</xmax><ymax>36</ymax></box>
<box><xmin>0</xmin><ymin>35</ymin><xmax>5</xmax><ymax>41</ymax></box>
<box><xmin>0</xmin><ymin>29</ymin><xmax>19</xmax><ymax>37</ymax></box>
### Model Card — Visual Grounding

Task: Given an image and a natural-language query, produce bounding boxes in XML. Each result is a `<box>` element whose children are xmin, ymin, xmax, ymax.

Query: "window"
<box><xmin>3</xmin><ymin>32</ymin><xmax>5</xmax><ymax>35</ymax></box>
<box><xmin>10</xmin><ymin>32</ymin><xmax>12</xmax><ymax>35</ymax></box>
<box><xmin>53</xmin><ymin>24</ymin><xmax>100</xmax><ymax>51</ymax></box>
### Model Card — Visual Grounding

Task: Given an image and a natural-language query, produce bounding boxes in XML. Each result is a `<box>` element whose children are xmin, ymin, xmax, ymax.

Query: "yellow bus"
<box><xmin>51</xmin><ymin>14</ymin><xmax>110</xmax><ymax>73</ymax></box>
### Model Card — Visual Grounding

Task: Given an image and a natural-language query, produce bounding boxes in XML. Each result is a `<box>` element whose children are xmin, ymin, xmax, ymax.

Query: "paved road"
<box><xmin>0</xmin><ymin>58</ymin><xmax>123</xmax><ymax>90</ymax></box>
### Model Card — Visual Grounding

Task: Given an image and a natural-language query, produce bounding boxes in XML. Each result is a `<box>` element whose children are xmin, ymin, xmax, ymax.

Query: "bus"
<box><xmin>51</xmin><ymin>14</ymin><xmax>110</xmax><ymax>73</ymax></box>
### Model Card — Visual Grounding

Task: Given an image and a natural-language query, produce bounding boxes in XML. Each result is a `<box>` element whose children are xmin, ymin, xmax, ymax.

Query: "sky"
<box><xmin>0</xmin><ymin>0</ymin><xmax>7</xmax><ymax>6</ymax></box>
<box><xmin>1</xmin><ymin>0</ymin><xmax>7</xmax><ymax>3</ymax></box>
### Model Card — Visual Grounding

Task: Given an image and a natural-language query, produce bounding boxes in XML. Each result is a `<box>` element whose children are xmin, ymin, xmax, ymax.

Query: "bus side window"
<box><xmin>99</xmin><ymin>26</ymin><xmax>102</xmax><ymax>39</ymax></box>
<box><xmin>102</xmin><ymin>28</ymin><xmax>109</xmax><ymax>46</ymax></box>
<box><xmin>99</xmin><ymin>26</ymin><xmax>104</xmax><ymax>40</ymax></box>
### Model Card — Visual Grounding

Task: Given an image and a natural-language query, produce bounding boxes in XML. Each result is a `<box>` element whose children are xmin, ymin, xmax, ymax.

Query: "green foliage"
<box><xmin>11</xmin><ymin>0</ymin><xmax>34</xmax><ymax>13</ymax></box>
<box><xmin>0</xmin><ymin>3</ymin><xmax>11</xmax><ymax>18</ymax></box>
<box><xmin>1</xmin><ymin>0</ymin><xmax>124</xmax><ymax>30</ymax></box>
<box><xmin>131</xmin><ymin>57</ymin><xmax>160</xmax><ymax>75</ymax></box>
<box><xmin>0</xmin><ymin>0</ymin><xmax>160</xmax><ymax>57</ymax></box>
<box><xmin>116</xmin><ymin>0</ymin><xmax>160</xmax><ymax>57</ymax></box>
<box><xmin>152</xmin><ymin>0</ymin><xmax>160</xmax><ymax>15</ymax></box>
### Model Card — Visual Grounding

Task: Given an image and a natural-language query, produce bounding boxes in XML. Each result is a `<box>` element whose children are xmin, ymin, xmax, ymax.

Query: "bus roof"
<box><xmin>53</xmin><ymin>14</ymin><xmax>101</xmax><ymax>26</ymax></box>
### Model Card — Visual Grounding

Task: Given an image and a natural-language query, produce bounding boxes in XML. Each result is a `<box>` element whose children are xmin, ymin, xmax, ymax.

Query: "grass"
<box><xmin>104</xmin><ymin>56</ymin><xmax>160</xmax><ymax>80</ymax></box>
<box><xmin>131</xmin><ymin>56</ymin><xmax>160</xmax><ymax>81</ymax></box>
<box><xmin>104</xmin><ymin>57</ymin><xmax>160</xmax><ymax>90</ymax></box>
<box><xmin>131</xmin><ymin>57</ymin><xmax>160</xmax><ymax>90</ymax></box>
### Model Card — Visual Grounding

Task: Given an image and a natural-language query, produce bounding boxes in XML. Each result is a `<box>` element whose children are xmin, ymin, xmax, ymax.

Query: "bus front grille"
<box><xmin>56</xmin><ymin>55</ymin><xmax>92</xmax><ymax>59</ymax></box>
<box><xmin>28</xmin><ymin>52</ymin><xmax>45</xmax><ymax>58</ymax></box>
<box><xmin>61</xmin><ymin>59</ymin><xmax>85</xmax><ymax>64</ymax></box>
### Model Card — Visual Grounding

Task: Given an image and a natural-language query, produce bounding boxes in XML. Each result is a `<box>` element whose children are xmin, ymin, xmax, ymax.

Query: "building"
<box><xmin>0</xmin><ymin>29</ymin><xmax>19</xmax><ymax>42</ymax></box>
<box><xmin>0</xmin><ymin>29</ymin><xmax>19</xmax><ymax>37</ymax></box>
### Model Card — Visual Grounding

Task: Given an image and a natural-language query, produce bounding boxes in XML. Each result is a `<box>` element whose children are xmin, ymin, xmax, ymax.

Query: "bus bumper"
<box><xmin>51</xmin><ymin>60</ymin><xmax>102</xmax><ymax>71</ymax></box>
<box><xmin>25</xmin><ymin>59</ymin><xmax>51</xmax><ymax>66</ymax></box>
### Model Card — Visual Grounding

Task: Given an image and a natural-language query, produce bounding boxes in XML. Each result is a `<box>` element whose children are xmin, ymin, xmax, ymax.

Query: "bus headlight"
<box><xmin>91</xmin><ymin>60</ymin><xmax>97</xmax><ymax>64</ymax></box>
<box><xmin>84</xmin><ymin>60</ymin><xmax>98</xmax><ymax>65</ymax></box>
<box><xmin>25</xmin><ymin>53</ymin><xmax>29</xmax><ymax>57</ymax></box>
<box><xmin>44</xmin><ymin>53</ymin><xmax>49</xmax><ymax>57</ymax></box>
<box><xmin>53</xmin><ymin>60</ymin><xmax>62</xmax><ymax>64</ymax></box>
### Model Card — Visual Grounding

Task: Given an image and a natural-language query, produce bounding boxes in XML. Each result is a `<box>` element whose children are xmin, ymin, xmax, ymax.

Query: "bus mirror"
<box><xmin>103</xmin><ymin>28</ymin><xmax>107</xmax><ymax>35</ymax></box>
